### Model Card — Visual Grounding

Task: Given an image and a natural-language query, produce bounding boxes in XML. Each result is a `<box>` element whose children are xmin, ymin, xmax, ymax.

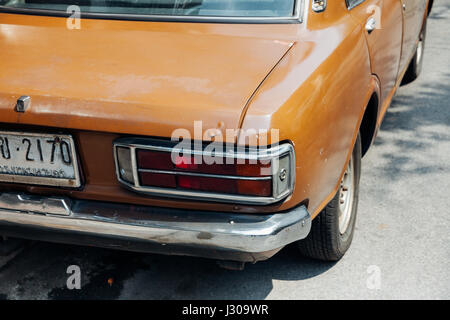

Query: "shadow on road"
<box><xmin>369</xmin><ymin>70</ymin><xmax>450</xmax><ymax>180</ymax></box>
<box><xmin>0</xmin><ymin>241</ymin><xmax>336</xmax><ymax>300</ymax></box>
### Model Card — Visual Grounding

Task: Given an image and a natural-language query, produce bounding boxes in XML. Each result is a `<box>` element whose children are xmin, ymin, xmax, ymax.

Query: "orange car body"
<box><xmin>0</xmin><ymin>0</ymin><xmax>431</xmax><ymax>263</ymax></box>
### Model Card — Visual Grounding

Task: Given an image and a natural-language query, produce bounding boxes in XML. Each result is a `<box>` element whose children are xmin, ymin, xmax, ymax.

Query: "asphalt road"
<box><xmin>0</xmin><ymin>1</ymin><xmax>449</xmax><ymax>300</ymax></box>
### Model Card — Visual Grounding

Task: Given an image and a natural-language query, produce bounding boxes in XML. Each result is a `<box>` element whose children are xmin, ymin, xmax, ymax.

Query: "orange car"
<box><xmin>0</xmin><ymin>0</ymin><xmax>432</xmax><ymax>268</ymax></box>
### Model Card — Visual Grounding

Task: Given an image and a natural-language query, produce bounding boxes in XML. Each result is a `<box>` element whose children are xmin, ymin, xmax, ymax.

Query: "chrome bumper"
<box><xmin>0</xmin><ymin>192</ymin><xmax>311</xmax><ymax>262</ymax></box>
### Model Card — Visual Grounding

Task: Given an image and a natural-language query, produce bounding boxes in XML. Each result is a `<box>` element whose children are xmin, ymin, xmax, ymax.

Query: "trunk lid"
<box><xmin>0</xmin><ymin>13</ymin><xmax>294</xmax><ymax>137</ymax></box>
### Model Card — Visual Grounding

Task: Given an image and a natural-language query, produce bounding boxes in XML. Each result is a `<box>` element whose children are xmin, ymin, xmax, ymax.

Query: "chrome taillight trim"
<box><xmin>138</xmin><ymin>169</ymin><xmax>272</xmax><ymax>181</ymax></box>
<box><xmin>113</xmin><ymin>139</ymin><xmax>295</xmax><ymax>205</ymax></box>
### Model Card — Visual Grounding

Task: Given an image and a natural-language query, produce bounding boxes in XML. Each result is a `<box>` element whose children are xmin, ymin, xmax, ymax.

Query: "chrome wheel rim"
<box><xmin>338</xmin><ymin>155</ymin><xmax>354</xmax><ymax>234</ymax></box>
<box><xmin>416</xmin><ymin>31</ymin><xmax>424</xmax><ymax>65</ymax></box>
<box><xmin>416</xmin><ymin>39</ymin><xmax>423</xmax><ymax>65</ymax></box>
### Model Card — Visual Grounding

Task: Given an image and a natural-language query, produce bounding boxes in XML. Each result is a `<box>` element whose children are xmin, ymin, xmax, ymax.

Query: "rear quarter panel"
<box><xmin>241</xmin><ymin>1</ymin><xmax>377</xmax><ymax>217</ymax></box>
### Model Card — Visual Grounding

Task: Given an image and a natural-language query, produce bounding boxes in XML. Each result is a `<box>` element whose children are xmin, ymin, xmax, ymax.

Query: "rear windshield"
<box><xmin>0</xmin><ymin>0</ymin><xmax>297</xmax><ymax>18</ymax></box>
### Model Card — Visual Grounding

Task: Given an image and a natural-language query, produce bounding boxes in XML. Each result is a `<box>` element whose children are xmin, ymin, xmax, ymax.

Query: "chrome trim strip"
<box><xmin>0</xmin><ymin>193</ymin><xmax>71</xmax><ymax>216</ymax></box>
<box><xmin>130</xmin><ymin>146</ymin><xmax>140</xmax><ymax>187</ymax></box>
<box><xmin>124</xmin><ymin>183</ymin><xmax>292</xmax><ymax>205</ymax></box>
<box><xmin>0</xmin><ymin>0</ymin><xmax>303</xmax><ymax>24</ymax></box>
<box><xmin>113</xmin><ymin>140</ymin><xmax>295</xmax><ymax>205</ymax></box>
<box><xmin>346</xmin><ymin>0</ymin><xmax>366</xmax><ymax>10</ymax></box>
<box><xmin>138</xmin><ymin>168</ymin><xmax>272</xmax><ymax>181</ymax></box>
<box><xmin>115</xmin><ymin>141</ymin><xmax>293</xmax><ymax>161</ymax></box>
<box><xmin>0</xmin><ymin>192</ymin><xmax>311</xmax><ymax>254</ymax></box>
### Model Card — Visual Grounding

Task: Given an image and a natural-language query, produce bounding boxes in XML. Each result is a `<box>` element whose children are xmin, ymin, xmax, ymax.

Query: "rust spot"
<box><xmin>377</xmin><ymin>224</ymin><xmax>388</xmax><ymax>230</ymax></box>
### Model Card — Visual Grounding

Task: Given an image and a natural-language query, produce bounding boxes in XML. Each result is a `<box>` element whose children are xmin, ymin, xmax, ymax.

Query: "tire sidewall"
<box><xmin>415</xmin><ymin>18</ymin><xmax>427</xmax><ymax>77</ymax></box>
<box><xmin>401</xmin><ymin>17</ymin><xmax>428</xmax><ymax>85</ymax></box>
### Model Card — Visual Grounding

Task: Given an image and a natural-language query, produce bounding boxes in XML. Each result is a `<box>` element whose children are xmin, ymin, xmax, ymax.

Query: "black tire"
<box><xmin>297</xmin><ymin>133</ymin><xmax>361</xmax><ymax>261</ymax></box>
<box><xmin>401</xmin><ymin>18</ymin><xmax>427</xmax><ymax>85</ymax></box>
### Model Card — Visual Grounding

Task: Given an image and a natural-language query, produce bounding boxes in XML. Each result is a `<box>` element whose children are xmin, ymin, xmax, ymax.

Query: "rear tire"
<box><xmin>297</xmin><ymin>133</ymin><xmax>361</xmax><ymax>261</ymax></box>
<box><xmin>401</xmin><ymin>18</ymin><xmax>427</xmax><ymax>85</ymax></box>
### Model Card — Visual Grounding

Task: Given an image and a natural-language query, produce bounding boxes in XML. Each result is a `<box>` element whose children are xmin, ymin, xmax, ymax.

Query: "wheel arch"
<box><xmin>428</xmin><ymin>0</ymin><xmax>434</xmax><ymax>16</ymax></box>
<box><xmin>359</xmin><ymin>92</ymin><xmax>379</xmax><ymax>157</ymax></box>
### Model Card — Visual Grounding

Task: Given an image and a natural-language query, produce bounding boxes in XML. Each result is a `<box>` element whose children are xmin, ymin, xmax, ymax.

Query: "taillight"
<box><xmin>114</xmin><ymin>139</ymin><xmax>295</xmax><ymax>205</ymax></box>
<box><xmin>116</xmin><ymin>146</ymin><xmax>134</xmax><ymax>183</ymax></box>
<box><xmin>137</xmin><ymin>151</ymin><xmax>271</xmax><ymax>177</ymax></box>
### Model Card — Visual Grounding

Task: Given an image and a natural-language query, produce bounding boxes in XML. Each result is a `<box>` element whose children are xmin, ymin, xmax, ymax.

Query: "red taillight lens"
<box><xmin>136</xmin><ymin>149</ymin><xmax>272</xmax><ymax>197</ymax></box>
<box><xmin>177</xmin><ymin>176</ymin><xmax>271</xmax><ymax>197</ymax></box>
<box><xmin>137</xmin><ymin>151</ymin><xmax>271</xmax><ymax>177</ymax></box>
<box><xmin>139</xmin><ymin>172</ymin><xmax>176</xmax><ymax>188</ymax></box>
<box><xmin>137</xmin><ymin>151</ymin><xmax>173</xmax><ymax>171</ymax></box>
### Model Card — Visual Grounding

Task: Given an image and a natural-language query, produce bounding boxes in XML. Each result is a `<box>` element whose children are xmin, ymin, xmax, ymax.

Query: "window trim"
<box><xmin>346</xmin><ymin>0</ymin><xmax>366</xmax><ymax>10</ymax></box>
<box><xmin>0</xmin><ymin>0</ymin><xmax>304</xmax><ymax>24</ymax></box>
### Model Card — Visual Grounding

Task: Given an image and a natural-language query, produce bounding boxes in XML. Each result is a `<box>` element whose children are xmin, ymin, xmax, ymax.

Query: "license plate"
<box><xmin>0</xmin><ymin>131</ymin><xmax>81</xmax><ymax>188</ymax></box>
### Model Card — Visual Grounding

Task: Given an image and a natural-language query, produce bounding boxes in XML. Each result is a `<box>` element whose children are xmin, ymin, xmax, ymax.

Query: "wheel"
<box><xmin>401</xmin><ymin>18</ymin><xmax>427</xmax><ymax>85</ymax></box>
<box><xmin>297</xmin><ymin>133</ymin><xmax>361</xmax><ymax>261</ymax></box>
